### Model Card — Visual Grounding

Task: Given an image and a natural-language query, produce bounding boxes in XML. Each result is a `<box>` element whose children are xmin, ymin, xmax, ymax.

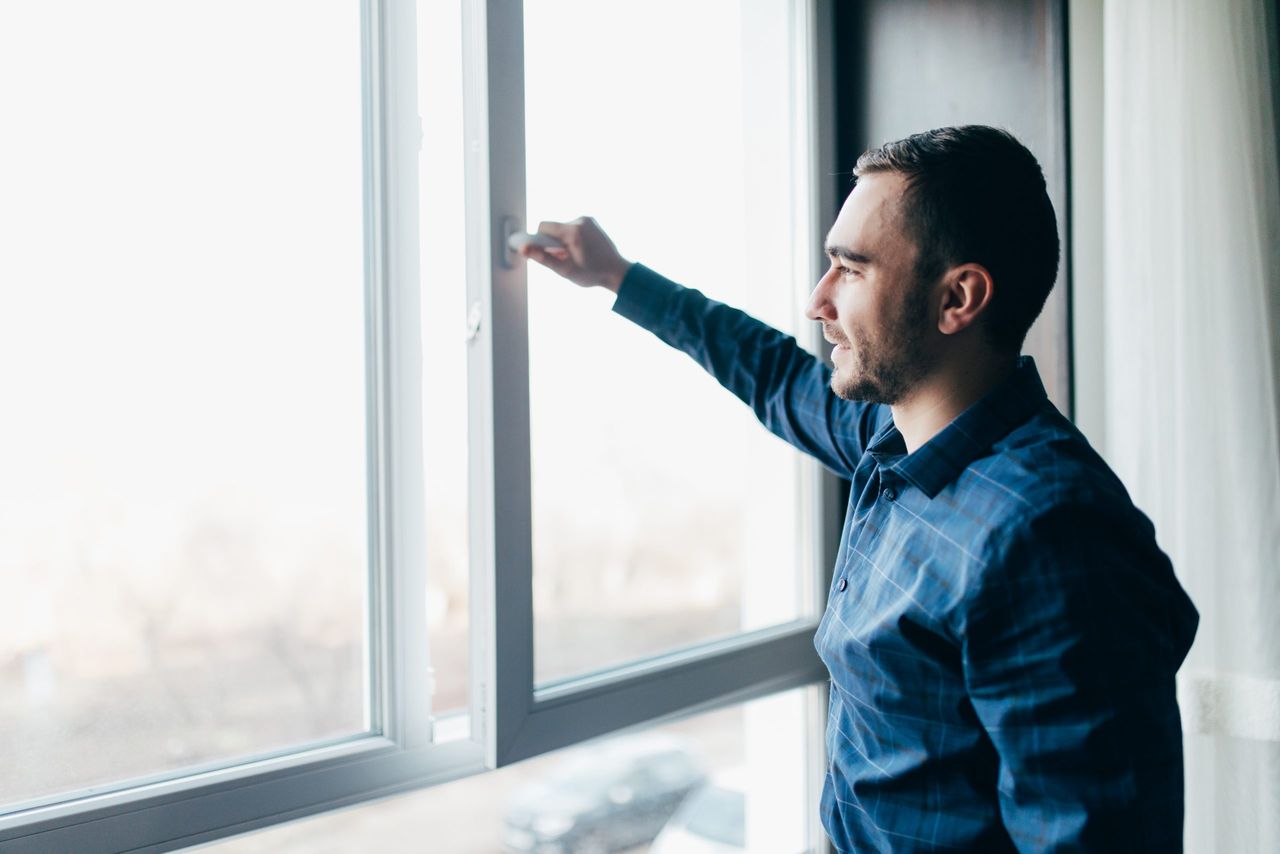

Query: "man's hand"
<box><xmin>517</xmin><ymin>216</ymin><xmax>632</xmax><ymax>293</ymax></box>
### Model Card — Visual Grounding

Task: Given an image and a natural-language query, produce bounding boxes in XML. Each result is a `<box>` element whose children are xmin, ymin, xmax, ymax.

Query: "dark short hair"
<box><xmin>853</xmin><ymin>125</ymin><xmax>1060</xmax><ymax>353</ymax></box>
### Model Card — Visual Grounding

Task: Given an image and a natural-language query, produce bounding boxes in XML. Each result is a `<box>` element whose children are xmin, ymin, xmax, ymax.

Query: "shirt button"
<box><xmin>837</xmin><ymin>578</ymin><xmax>848</xmax><ymax>592</ymax></box>
<box><xmin>883</xmin><ymin>487</ymin><xmax>897</xmax><ymax>502</ymax></box>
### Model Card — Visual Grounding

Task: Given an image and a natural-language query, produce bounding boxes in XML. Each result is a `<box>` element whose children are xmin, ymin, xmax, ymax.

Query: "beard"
<box><xmin>828</xmin><ymin>279</ymin><xmax>934</xmax><ymax>405</ymax></box>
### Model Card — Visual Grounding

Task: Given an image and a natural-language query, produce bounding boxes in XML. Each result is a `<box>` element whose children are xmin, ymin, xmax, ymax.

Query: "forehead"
<box><xmin>826</xmin><ymin>171</ymin><xmax>912</xmax><ymax>256</ymax></box>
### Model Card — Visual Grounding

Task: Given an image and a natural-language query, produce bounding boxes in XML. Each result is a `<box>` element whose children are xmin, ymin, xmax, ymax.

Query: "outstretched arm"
<box><xmin>519</xmin><ymin>217</ymin><xmax>884</xmax><ymax>476</ymax></box>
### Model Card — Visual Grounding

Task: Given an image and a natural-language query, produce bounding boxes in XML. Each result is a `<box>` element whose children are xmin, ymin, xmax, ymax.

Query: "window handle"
<box><xmin>500</xmin><ymin>216</ymin><xmax>521</xmax><ymax>269</ymax></box>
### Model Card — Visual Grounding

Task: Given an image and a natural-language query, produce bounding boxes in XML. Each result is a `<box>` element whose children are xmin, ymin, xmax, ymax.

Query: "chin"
<box><xmin>829</xmin><ymin>369</ymin><xmax>860</xmax><ymax>402</ymax></box>
<box><xmin>833</xmin><ymin>367</ymin><xmax>897</xmax><ymax>405</ymax></box>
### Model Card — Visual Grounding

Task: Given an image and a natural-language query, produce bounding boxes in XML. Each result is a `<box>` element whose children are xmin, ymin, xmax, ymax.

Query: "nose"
<box><xmin>804</xmin><ymin>267</ymin><xmax>839</xmax><ymax>323</ymax></box>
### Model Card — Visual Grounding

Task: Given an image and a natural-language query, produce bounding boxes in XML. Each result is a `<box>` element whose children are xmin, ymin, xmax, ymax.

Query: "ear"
<box><xmin>936</xmin><ymin>263</ymin><xmax>994</xmax><ymax>336</ymax></box>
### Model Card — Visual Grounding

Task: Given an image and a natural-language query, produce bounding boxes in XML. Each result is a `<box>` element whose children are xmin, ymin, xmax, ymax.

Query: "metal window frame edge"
<box><xmin>501</xmin><ymin>625</ymin><xmax>828</xmax><ymax>765</ymax></box>
<box><xmin>0</xmin><ymin>1</ymin><xmax>486</xmax><ymax>850</ymax></box>
<box><xmin>808</xmin><ymin>5</ymin><xmax>841</xmax><ymax>851</ymax></box>
<box><xmin>460</xmin><ymin>0</ymin><xmax>526</xmax><ymax>773</ymax></box>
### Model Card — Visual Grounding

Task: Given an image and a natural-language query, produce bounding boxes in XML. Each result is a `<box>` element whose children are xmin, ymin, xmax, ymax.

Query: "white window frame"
<box><xmin>0</xmin><ymin>2</ymin><xmax>840</xmax><ymax>850</ymax></box>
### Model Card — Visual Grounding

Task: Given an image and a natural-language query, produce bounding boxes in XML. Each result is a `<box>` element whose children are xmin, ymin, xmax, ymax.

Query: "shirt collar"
<box><xmin>865</xmin><ymin>356</ymin><xmax>1049</xmax><ymax>498</ymax></box>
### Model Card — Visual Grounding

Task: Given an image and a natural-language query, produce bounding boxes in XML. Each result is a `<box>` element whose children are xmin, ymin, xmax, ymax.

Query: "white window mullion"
<box><xmin>375</xmin><ymin>0</ymin><xmax>433</xmax><ymax>752</ymax></box>
<box><xmin>463</xmin><ymin>0</ymin><xmax>536</xmax><ymax>771</ymax></box>
<box><xmin>360</xmin><ymin>0</ymin><xmax>392</xmax><ymax>748</ymax></box>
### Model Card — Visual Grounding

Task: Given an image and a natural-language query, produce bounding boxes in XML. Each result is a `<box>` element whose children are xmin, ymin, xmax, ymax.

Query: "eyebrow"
<box><xmin>824</xmin><ymin>243</ymin><xmax>875</xmax><ymax>265</ymax></box>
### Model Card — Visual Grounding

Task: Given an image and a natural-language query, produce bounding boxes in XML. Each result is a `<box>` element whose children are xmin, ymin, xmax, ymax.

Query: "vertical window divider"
<box><xmin>372</xmin><ymin>0</ymin><xmax>433</xmax><ymax>752</ymax></box>
<box><xmin>790</xmin><ymin>0</ymin><xmax>827</xmax><ymax>622</ymax></box>
<box><xmin>460</xmin><ymin>0</ymin><xmax>498</xmax><ymax>770</ymax></box>
<box><xmin>804</xmin><ymin>0</ymin><xmax>844</xmax><ymax>594</ymax></box>
<box><xmin>359</xmin><ymin>0</ymin><xmax>391</xmax><ymax>750</ymax></box>
<box><xmin>462</xmin><ymin>0</ymin><xmax>535</xmax><ymax>771</ymax></box>
<box><xmin>802</xmin><ymin>5</ymin><xmax>841</xmax><ymax>851</ymax></box>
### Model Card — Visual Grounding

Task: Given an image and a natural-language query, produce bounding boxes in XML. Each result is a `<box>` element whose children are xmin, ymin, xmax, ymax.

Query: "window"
<box><xmin>2</xmin><ymin>0</ymin><xmax>371</xmax><ymax>812</ymax></box>
<box><xmin>524</xmin><ymin>0</ymin><xmax>822</xmax><ymax>685</ymax></box>
<box><xmin>205</xmin><ymin>686</ymin><xmax>825</xmax><ymax>853</ymax></box>
<box><xmin>0</xmin><ymin>2</ymin><xmax>838</xmax><ymax>850</ymax></box>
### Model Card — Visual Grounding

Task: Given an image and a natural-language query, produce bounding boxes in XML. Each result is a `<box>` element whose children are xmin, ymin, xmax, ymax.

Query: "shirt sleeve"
<box><xmin>961</xmin><ymin>500</ymin><xmax>1200</xmax><ymax>853</ymax></box>
<box><xmin>611</xmin><ymin>262</ymin><xmax>882</xmax><ymax>478</ymax></box>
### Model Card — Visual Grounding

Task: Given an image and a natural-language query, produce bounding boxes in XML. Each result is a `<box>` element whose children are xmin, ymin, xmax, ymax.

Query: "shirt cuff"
<box><xmin>611</xmin><ymin>262</ymin><xmax>683</xmax><ymax>330</ymax></box>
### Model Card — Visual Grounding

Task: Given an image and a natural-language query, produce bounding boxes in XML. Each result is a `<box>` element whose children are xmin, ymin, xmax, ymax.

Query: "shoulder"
<box><xmin>965</xmin><ymin>409</ymin><xmax>1195</xmax><ymax>632</ymax></box>
<box><xmin>969</xmin><ymin>405</ymin><xmax>1134</xmax><ymax>519</ymax></box>
<box><xmin>925</xmin><ymin>407</ymin><xmax>1137</xmax><ymax>566</ymax></box>
<box><xmin>950</xmin><ymin>407</ymin><xmax>1167</xmax><ymax>597</ymax></box>
<box><xmin>947</xmin><ymin>404</ymin><xmax>1161</xmax><ymax>564</ymax></box>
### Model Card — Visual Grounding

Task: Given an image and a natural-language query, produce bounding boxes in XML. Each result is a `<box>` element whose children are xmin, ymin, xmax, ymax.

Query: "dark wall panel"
<box><xmin>833</xmin><ymin>0</ymin><xmax>1071</xmax><ymax>412</ymax></box>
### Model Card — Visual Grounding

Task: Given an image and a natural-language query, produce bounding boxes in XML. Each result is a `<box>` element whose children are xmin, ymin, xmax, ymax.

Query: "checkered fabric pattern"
<box><xmin>612</xmin><ymin>263</ymin><xmax>1199</xmax><ymax>853</ymax></box>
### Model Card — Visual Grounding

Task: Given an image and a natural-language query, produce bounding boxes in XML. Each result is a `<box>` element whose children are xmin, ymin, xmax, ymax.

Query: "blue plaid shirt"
<box><xmin>613</xmin><ymin>263</ymin><xmax>1199</xmax><ymax>853</ymax></box>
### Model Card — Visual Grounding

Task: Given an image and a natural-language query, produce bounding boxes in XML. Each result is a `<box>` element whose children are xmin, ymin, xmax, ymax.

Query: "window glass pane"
<box><xmin>205</xmin><ymin>686</ymin><xmax>820</xmax><ymax>852</ymax></box>
<box><xmin>523</xmin><ymin>0</ymin><xmax>816</xmax><ymax>684</ymax></box>
<box><xmin>419</xmin><ymin>0</ymin><xmax>470</xmax><ymax>724</ymax></box>
<box><xmin>0</xmin><ymin>1</ymin><xmax>367</xmax><ymax>809</ymax></box>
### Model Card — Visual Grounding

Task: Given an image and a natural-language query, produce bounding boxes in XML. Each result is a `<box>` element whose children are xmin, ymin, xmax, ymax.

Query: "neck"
<box><xmin>890</xmin><ymin>349</ymin><xmax>1018</xmax><ymax>454</ymax></box>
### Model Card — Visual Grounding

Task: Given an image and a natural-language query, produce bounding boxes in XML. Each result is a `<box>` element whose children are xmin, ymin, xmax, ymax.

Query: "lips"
<box><xmin>822</xmin><ymin>325</ymin><xmax>849</xmax><ymax>349</ymax></box>
<box><xmin>828</xmin><ymin>335</ymin><xmax>851</xmax><ymax>362</ymax></box>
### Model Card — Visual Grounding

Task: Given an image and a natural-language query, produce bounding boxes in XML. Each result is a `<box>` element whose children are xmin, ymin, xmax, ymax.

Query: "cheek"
<box><xmin>833</xmin><ymin>284</ymin><xmax>858</xmax><ymax>320</ymax></box>
<box><xmin>834</xmin><ymin>283</ymin><xmax>872</xmax><ymax>337</ymax></box>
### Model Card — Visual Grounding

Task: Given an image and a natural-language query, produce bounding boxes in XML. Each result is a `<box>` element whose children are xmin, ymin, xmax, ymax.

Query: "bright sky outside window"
<box><xmin>523</xmin><ymin>0</ymin><xmax>816</xmax><ymax>684</ymax></box>
<box><xmin>0</xmin><ymin>0</ymin><xmax>369</xmax><ymax>808</ymax></box>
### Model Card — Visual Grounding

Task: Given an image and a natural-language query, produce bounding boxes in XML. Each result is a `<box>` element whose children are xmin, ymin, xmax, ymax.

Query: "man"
<box><xmin>519</xmin><ymin>126</ymin><xmax>1199</xmax><ymax>852</ymax></box>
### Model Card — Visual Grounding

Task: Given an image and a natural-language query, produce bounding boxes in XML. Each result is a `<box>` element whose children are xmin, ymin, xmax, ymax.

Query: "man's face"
<box><xmin>804</xmin><ymin>172</ymin><xmax>938</xmax><ymax>404</ymax></box>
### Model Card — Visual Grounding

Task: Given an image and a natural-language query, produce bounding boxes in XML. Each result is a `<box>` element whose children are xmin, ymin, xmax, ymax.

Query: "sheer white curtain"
<box><xmin>1103</xmin><ymin>0</ymin><xmax>1280</xmax><ymax>851</ymax></box>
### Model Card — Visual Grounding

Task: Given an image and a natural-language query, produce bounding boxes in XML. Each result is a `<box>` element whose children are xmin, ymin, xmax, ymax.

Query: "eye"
<box><xmin>826</xmin><ymin>260</ymin><xmax>860</xmax><ymax>280</ymax></box>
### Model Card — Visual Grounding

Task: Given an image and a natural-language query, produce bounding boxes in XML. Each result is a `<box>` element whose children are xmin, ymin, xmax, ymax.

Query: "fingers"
<box><xmin>522</xmin><ymin>244</ymin><xmax>574</xmax><ymax>277</ymax></box>
<box><xmin>523</xmin><ymin>216</ymin><xmax>619</xmax><ymax>289</ymax></box>
<box><xmin>537</xmin><ymin>217</ymin><xmax>602</xmax><ymax>246</ymax></box>
<box><xmin>534</xmin><ymin>220</ymin><xmax>580</xmax><ymax>260</ymax></box>
<box><xmin>536</xmin><ymin>220</ymin><xmax>572</xmax><ymax>240</ymax></box>
<box><xmin>518</xmin><ymin>242</ymin><xmax>569</xmax><ymax>261</ymax></box>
